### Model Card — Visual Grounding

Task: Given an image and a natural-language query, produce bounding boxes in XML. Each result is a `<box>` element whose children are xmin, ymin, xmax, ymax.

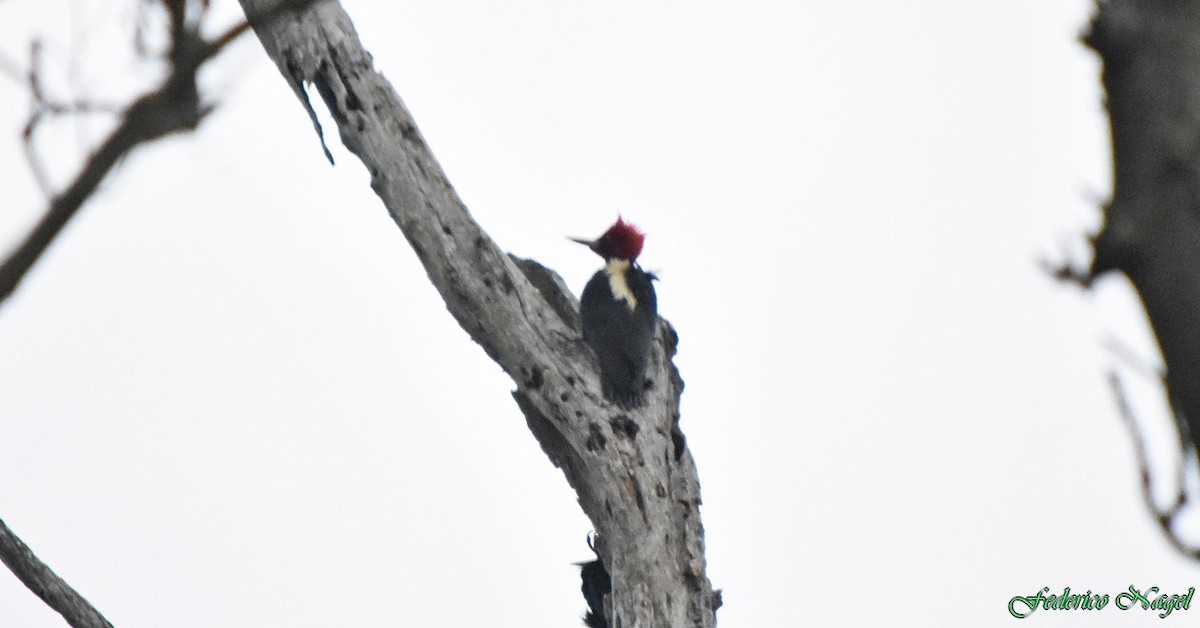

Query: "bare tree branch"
<box><xmin>0</xmin><ymin>517</ymin><xmax>113</xmax><ymax>628</ymax></box>
<box><xmin>0</xmin><ymin>2</ymin><xmax>383</xmax><ymax>625</ymax></box>
<box><xmin>0</xmin><ymin>0</ymin><xmax>260</xmax><ymax>621</ymax></box>
<box><xmin>237</xmin><ymin>1</ymin><xmax>718</xmax><ymax>625</ymax></box>
<box><xmin>0</xmin><ymin>1</ymin><xmax>250</xmax><ymax>310</ymax></box>
<box><xmin>23</xmin><ymin>39</ymin><xmax>57</xmax><ymax>197</ymax></box>
<box><xmin>18</xmin><ymin>38</ymin><xmax>123</xmax><ymax>199</ymax></box>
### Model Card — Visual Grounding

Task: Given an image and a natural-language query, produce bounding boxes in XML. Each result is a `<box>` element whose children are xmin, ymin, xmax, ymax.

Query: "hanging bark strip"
<box><xmin>238</xmin><ymin>1</ymin><xmax>718</xmax><ymax>625</ymax></box>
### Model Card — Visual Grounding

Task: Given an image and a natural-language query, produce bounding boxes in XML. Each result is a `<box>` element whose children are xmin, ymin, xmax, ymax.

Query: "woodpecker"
<box><xmin>571</xmin><ymin>217</ymin><xmax>658</xmax><ymax>408</ymax></box>
<box><xmin>577</xmin><ymin>533</ymin><xmax>612</xmax><ymax>628</ymax></box>
<box><xmin>578</xmin><ymin>559</ymin><xmax>611</xmax><ymax>628</ymax></box>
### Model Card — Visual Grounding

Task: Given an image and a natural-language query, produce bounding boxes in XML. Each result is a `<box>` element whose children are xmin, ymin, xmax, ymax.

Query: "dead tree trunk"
<box><xmin>237</xmin><ymin>1</ymin><xmax>718</xmax><ymax>625</ymax></box>
<box><xmin>1086</xmin><ymin>2</ymin><xmax>1200</xmax><ymax>451</ymax></box>
<box><xmin>1081</xmin><ymin>1</ymin><xmax>1200</xmax><ymax>553</ymax></box>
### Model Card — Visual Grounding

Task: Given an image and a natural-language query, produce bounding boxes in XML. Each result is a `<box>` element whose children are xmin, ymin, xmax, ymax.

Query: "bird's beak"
<box><xmin>568</xmin><ymin>236</ymin><xmax>596</xmax><ymax>251</ymax></box>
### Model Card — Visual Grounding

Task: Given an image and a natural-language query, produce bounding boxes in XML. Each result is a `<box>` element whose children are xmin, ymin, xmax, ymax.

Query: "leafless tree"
<box><xmin>0</xmin><ymin>1</ymin><xmax>718</xmax><ymax>626</ymax></box>
<box><xmin>235</xmin><ymin>1</ymin><xmax>718</xmax><ymax>625</ymax></box>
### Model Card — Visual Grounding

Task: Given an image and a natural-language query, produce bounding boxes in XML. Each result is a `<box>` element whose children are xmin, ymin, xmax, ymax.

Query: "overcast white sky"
<box><xmin>2</xmin><ymin>1</ymin><xmax>1198</xmax><ymax>626</ymax></box>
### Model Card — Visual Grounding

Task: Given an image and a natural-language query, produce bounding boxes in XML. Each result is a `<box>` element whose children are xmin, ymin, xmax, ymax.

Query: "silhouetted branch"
<box><xmin>0</xmin><ymin>1</ymin><xmax>368</xmax><ymax>625</ymax></box>
<box><xmin>0</xmin><ymin>0</ymin><xmax>259</xmax><ymax>621</ymax></box>
<box><xmin>1040</xmin><ymin>253</ymin><xmax>1097</xmax><ymax>289</ymax></box>
<box><xmin>1107</xmin><ymin>371</ymin><xmax>1199</xmax><ymax>559</ymax></box>
<box><xmin>1074</xmin><ymin>0</ymin><xmax>1200</xmax><ymax>557</ymax></box>
<box><xmin>1084</xmin><ymin>0</ymin><xmax>1200</xmax><ymax>459</ymax></box>
<box><xmin>0</xmin><ymin>517</ymin><xmax>113</xmax><ymax>628</ymax></box>
<box><xmin>0</xmin><ymin>0</ymin><xmax>250</xmax><ymax>310</ymax></box>
<box><xmin>19</xmin><ymin>48</ymin><xmax>124</xmax><ymax>198</ymax></box>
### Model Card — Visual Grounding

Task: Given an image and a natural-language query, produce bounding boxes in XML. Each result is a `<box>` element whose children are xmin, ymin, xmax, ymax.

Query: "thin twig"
<box><xmin>22</xmin><ymin>39</ymin><xmax>55</xmax><ymax>196</ymax></box>
<box><xmin>23</xmin><ymin>112</ymin><xmax>55</xmax><ymax>197</ymax></box>
<box><xmin>206</xmin><ymin>19</ymin><xmax>253</xmax><ymax>59</ymax></box>
<box><xmin>1108</xmin><ymin>370</ymin><xmax>1200</xmax><ymax>559</ymax></box>
<box><xmin>1040</xmin><ymin>254</ymin><xmax>1097</xmax><ymax>288</ymax></box>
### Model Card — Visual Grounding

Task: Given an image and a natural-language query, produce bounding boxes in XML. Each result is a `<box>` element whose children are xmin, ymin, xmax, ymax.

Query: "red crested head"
<box><xmin>571</xmin><ymin>217</ymin><xmax>646</xmax><ymax>261</ymax></box>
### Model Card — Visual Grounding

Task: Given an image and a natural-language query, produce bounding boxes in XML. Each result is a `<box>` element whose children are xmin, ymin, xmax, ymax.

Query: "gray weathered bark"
<box><xmin>0</xmin><ymin>518</ymin><xmax>113</xmax><ymax>628</ymax></box>
<box><xmin>237</xmin><ymin>1</ymin><xmax>717</xmax><ymax>625</ymax></box>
